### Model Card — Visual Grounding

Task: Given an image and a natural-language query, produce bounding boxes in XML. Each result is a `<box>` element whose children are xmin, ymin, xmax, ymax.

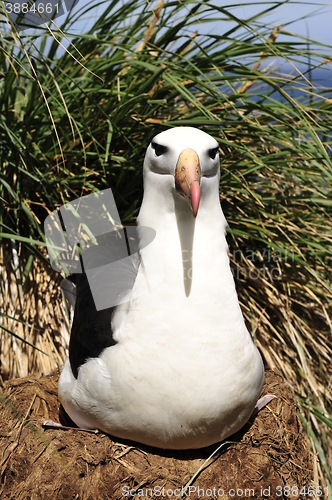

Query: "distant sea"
<box><xmin>251</xmin><ymin>67</ymin><xmax>332</xmax><ymax>101</ymax></box>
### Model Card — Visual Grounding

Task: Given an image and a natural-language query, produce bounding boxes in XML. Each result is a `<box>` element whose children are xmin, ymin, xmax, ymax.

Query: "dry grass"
<box><xmin>0</xmin><ymin>244</ymin><xmax>69</xmax><ymax>381</ymax></box>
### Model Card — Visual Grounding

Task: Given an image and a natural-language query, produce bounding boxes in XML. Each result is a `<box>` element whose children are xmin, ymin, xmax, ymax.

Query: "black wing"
<box><xmin>67</xmin><ymin>269</ymin><xmax>116</xmax><ymax>379</ymax></box>
<box><xmin>62</xmin><ymin>229</ymin><xmax>141</xmax><ymax>379</ymax></box>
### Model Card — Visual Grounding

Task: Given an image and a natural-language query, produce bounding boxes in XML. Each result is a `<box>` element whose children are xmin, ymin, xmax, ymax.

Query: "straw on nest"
<box><xmin>0</xmin><ymin>370</ymin><xmax>315</xmax><ymax>500</ymax></box>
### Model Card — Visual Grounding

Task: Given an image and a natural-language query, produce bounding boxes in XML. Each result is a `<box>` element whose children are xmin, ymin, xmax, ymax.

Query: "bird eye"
<box><xmin>208</xmin><ymin>147</ymin><xmax>219</xmax><ymax>160</ymax></box>
<box><xmin>152</xmin><ymin>142</ymin><xmax>168</xmax><ymax>157</ymax></box>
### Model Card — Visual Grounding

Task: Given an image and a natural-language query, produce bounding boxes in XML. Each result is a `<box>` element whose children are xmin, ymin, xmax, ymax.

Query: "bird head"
<box><xmin>143</xmin><ymin>127</ymin><xmax>220</xmax><ymax>219</ymax></box>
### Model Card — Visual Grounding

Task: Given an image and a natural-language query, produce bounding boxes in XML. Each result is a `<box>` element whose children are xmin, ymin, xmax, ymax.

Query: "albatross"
<box><xmin>58</xmin><ymin>126</ymin><xmax>265</xmax><ymax>449</ymax></box>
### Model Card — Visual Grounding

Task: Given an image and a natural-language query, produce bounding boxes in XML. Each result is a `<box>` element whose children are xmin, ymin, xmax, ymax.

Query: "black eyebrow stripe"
<box><xmin>151</xmin><ymin>142</ymin><xmax>168</xmax><ymax>149</ymax></box>
<box><xmin>151</xmin><ymin>142</ymin><xmax>169</xmax><ymax>156</ymax></box>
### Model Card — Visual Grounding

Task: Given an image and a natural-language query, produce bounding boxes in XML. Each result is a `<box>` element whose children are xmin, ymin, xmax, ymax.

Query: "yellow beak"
<box><xmin>174</xmin><ymin>149</ymin><xmax>201</xmax><ymax>218</ymax></box>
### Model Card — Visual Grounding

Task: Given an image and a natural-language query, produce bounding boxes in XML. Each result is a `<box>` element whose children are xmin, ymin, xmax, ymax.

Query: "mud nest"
<box><xmin>0</xmin><ymin>370</ymin><xmax>314</xmax><ymax>499</ymax></box>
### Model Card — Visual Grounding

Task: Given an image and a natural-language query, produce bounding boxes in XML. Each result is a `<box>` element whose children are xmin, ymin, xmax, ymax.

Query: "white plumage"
<box><xmin>58</xmin><ymin>127</ymin><xmax>264</xmax><ymax>449</ymax></box>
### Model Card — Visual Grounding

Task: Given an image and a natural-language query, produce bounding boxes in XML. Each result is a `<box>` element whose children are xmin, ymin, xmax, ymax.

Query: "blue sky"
<box><xmin>226</xmin><ymin>1</ymin><xmax>332</xmax><ymax>48</ymax></box>
<box><xmin>61</xmin><ymin>0</ymin><xmax>332</xmax><ymax>50</ymax></box>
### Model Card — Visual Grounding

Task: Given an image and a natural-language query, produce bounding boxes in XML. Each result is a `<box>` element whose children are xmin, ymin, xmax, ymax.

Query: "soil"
<box><xmin>0</xmin><ymin>370</ymin><xmax>314</xmax><ymax>500</ymax></box>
